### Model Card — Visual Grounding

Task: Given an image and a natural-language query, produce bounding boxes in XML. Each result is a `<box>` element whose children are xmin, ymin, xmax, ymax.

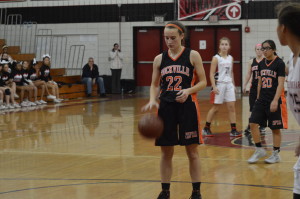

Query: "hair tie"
<box><xmin>42</xmin><ymin>54</ymin><xmax>51</xmax><ymax>59</ymax></box>
<box><xmin>165</xmin><ymin>24</ymin><xmax>183</xmax><ymax>33</ymax></box>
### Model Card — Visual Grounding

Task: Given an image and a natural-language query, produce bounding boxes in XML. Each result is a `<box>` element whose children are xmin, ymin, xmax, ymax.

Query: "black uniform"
<box><xmin>1</xmin><ymin>71</ymin><xmax>12</xmax><ymax>85</ymax></box>
<box><xmin>40</xmin><ymin>65</ymin><xmax>52</xmax><ymax>82</ymax></box>
<box><xmin>22</xmin><ymin>69</ymin><xmax>30</xmax><ymax>80</ymax></box>
<box><xmin>11</xmin><ymin>69</ymin><xmax>29</xmax><ymax>86</ymax></box>
<box><xmin>249</xmin><ymin>56</ymin><xmax>287</xmax><ymax>129</ymax></box>
<box><xmin>156</xmin><ymin>48</ymin><xmax>202</xmax><ymax>146</ymax></box>
<box><xmin>249</xmin><ymin>58</ymin><xmax>261</xmax><ymax>111</ymax></box>
<box><xmin>28</xmin><ymin>68</ymin><xmax>40</xmax><ymax>81</ymax></box>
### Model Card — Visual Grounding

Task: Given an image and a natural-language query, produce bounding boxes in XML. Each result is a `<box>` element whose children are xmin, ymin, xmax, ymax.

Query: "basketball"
<box><xmin>138</xmin><ymin>113</ymin><xmax>164</xmax><ymax>139</ymax></box>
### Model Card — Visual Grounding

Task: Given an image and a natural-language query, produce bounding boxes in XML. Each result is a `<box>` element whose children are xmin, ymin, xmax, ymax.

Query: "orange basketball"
<box><xmin>138</xmin><ymin>113</ymin><xmax>164</xmax><ymax>139</ymax></box>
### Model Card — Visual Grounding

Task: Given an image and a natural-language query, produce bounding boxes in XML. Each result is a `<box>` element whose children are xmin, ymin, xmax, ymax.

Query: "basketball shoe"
<box><xmin>244</xmin><ymin>127</ymin><xmax>251</xmax><ymax>136</ymax></box>
<box><xmin>264</xmin><ymin>150</ymin><xmax>280</xmax><ymax>164</ymax></box>
<box><xmin>189</xmin><ymin>190</ymin><xmax>202</xmax><ymax>199</ymax></box>
<box><xmin>202</xmin><ymin>128</ymin><xmax>214</xmax><ymax>137</ymax></box>
<box><xmin>157</xmin><ymin>190</ymin><xmax>170</xmax><ymax>199</ymax></box>
<box><xmin>248</xmin><ymin>148</ymin><xmax>267</xmax><ymax>163</ymax></box>
<box><xmin>259</xmin><ymin>126</ymin><xmax>266</xmax><ymax>136</ymax></box>
<box><xmin>230</xmin><ymin>129</ymin><xmax>242</xmax><ymax>137</ymax></box>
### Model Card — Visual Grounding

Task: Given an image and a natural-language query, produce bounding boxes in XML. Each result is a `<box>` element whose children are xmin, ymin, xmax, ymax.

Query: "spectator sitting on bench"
<box><xmin>0</xmin><ymin>62</ymin><xmax>18</xmax><ymax>109</ymax></box>
<box><xmin>40</xmin><ymin>54</ymin><xmax>63</xmax><ymax>103</ymax></box>
<box><xmin>12</xmin><ymin>61</ymin><xmax>38</xmax><ymax>107</ymax></box>
<box><xmin>0</xmin><ymin>45</ymin><xmax>13</xmax><ymax>63</ymax></box>
<box><xmin>82</xmin><ymin>57</ymin><xmax>106</xmax><ymax>97</ymax></box>
<box><xmin>24</xmin><ymin>60</ymin><xmax>56</xmax><ymax>104</ymax></box>
<box><xmin>1</xmin><ymin>61</ymin><xmax>20</xmax><ymax>108</ymax></box>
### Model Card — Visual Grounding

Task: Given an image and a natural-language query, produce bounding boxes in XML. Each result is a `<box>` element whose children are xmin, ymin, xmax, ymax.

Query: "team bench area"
<box><xmin>16</xmin><ymin>68</ymin><xmax>135</xmax><ymax>101</ymax></box>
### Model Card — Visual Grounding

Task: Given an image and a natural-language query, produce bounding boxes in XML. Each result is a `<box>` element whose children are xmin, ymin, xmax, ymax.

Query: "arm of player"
<box><xmin>210</xmin><ymin>56</ymin><xmax>219</xmax><ymax>94</ymax></box>
<box><xmin>175</xmin><ymin>50</ymin><xmax>207</xmax><ymax>103</ymax></box>
<box><xmin>243</xmin><ymin>60</ymin><xmax>252</xmax><ymax>93</ymax></box>
<box><xmin>142</xmin><ymin>54</ymin><xmax>162</xmax><ymax>111</ymax></box>
<box><xmin>270</xmin><ymin>76</ymin><xmax>285</xmax><ymax>112</ymax></box>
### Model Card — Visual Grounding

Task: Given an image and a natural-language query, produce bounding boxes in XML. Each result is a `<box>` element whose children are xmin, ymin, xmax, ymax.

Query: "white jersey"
<box><xmin>287</xmin><ymin>53</ymin><xmax>300</xmax><ymax>125</ymax></box>
<box><xmin>215</xmin><ymin>54</ymin><xmax>233</xmax><ymax>83</ymax></box>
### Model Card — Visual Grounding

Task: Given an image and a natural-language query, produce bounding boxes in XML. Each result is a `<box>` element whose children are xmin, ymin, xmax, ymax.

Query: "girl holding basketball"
<box><xmin>276</xmin><ymin>2</ymin><xmax>300</xmax><ymax>199</ymax></box>
<box><xmin>202</xmin><ymin>37</ymin><xmax>241</xmax><ymax>137</ymax></box>
<box><xmin>142</xmin><ymin>21</ymin><xmax>207</xmax><ymax>199</ymax></box>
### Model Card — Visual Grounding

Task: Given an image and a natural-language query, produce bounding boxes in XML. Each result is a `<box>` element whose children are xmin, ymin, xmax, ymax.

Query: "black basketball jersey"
<box><xmin>258</xmin><ymin>56</ymin><xmax>285</xmax><ymax>103</ymax></box>
<box><xmin>250</xmin><ymin>58</ymin><xmax>261</xmax><ymax>89</ymax></box>
<box><xmin>159</xmin><ymin>48</ymin><xmax>195</xmax><ymax>102</ymax></box>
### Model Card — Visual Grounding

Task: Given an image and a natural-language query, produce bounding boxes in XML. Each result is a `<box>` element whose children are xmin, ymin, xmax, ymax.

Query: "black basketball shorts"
<box><xmin>155</xmin><ymin>99</ymin><xmax>202</xmax><ymax>146</ymax></box>
<box><xmin>249</xmin><ymin>100</ymin><xmax>288</xmax><ymax>130</ymax></box>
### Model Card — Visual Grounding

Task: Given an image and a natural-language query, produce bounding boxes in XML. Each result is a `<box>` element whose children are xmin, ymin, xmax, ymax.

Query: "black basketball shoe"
<box><xmin>157</xmin><ymin>190</ymin><xmax>170</xmax><ymax>199</ymax></box>
<box><xmin>189</xmin><ymin>190</ymin><xmax>202</xmax><ymax>199</ymax></box>
<box><xmin>202</xmin><ymin>128</ymin><xmax>214</xmax><ymax>137</ymax></box>
<box><xmin>244</xmin><ymin>127</ymin><xmax>251</xmax><ymax>136</ymax></box>
<box><xmin>230</xmin><ymin>129</ymin><xmax>242</xmax><ymax>137</ymax></box>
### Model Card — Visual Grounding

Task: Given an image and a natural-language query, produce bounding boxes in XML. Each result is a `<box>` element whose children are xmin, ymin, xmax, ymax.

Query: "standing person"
<box><xmin>82</xmin><ymin>57</ymin><xmax>106</xmax><ymax>97</ymax></box>
<box><xmin>276</xmin><ymin>2</ymin><xmax>300</xmax><ymax>198</ymax></box>
<box><xmin>142</xmin><ymin>21</ymin><xmax>207</xmax><ymax>199</ymax></box>
<box><xmin>40</xmin><ymin>55</ymin><xmax>63</xmax><ymax>103</ymax></box>
<box><xmin>202</xmin><ymin>37</ymin><xmax>241</xmax><ymax>137</ymax></box>
<box><xmin>109</xmin><ymin>43</ymin><xmax>123</xmax><ymax>94</ymax></box>
<box><xmin>247</xmin><ymin>40</ymin><xmax>287</xmax><ymax>164</ymax></box>
<box><xmin>243</xmin><ymin>44</ymin><xmax>266</xmax><ymax>136</ymax></box>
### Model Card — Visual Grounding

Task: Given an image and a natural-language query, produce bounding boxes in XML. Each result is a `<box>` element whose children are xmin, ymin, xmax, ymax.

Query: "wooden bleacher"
<box><xmin>51</xmin><ymin>68</ymin><xmax>98</xmax><ymax>99</ymax></box>
<box><xmin>0</xmin><ymin>38</ymin><xmax>98</xmax><ymax>100</ymax></box>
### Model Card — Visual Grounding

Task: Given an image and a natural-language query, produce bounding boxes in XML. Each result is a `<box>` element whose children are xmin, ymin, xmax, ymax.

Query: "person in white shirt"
<box><xmin>276</xmin><ymin>2</ymin><xmax>300</xmax><ymax>199</ymax></box>
<box><xmin>202</xmin><ymin>37</ymin><xmax>241</xmax><ymax>137</ymax></box>
<box><xmin>109</xmin><ymin>43</ymin><xmax>123</xmax><ymax>94</ymax></box>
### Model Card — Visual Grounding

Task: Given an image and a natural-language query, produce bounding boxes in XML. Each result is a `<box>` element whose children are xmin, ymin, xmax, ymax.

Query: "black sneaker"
<box><xmin>189</xmin><ymin>190</ymin><xmax>202</xmax><ymax>199</ymax></box>
<box><xmin>202</xmin><ymin>128</ymin><xmax>214</xmax><ymax>137</ymax></box>
<box><xmin>157</xmin><ymin>190</ymin><xmax>170</xmax><ymax>199</ymax></box>
<box><xmin>230</xmin><ymin>129</ymin><xmax>242</xmax><ymax>137</ymax></box>
<box><xmin>259</xmin><ymin>126</ymin><xmax>266</xmax><ymax>136</ymax></box>
<box><xmin>244</xmin><ymin>127</ymin><xmax>251</xmax><ymax>136</ymax></box>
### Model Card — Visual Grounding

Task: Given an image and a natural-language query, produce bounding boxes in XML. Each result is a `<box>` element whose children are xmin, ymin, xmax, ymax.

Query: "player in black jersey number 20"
<box><xmin>142</xmin><ymin>21</ymin><xmax>207</xmax><ymax>199</ymax></box>
<box><xmin>248</xmin><ymin>40</ymin><xmax>287</xmax><ymax>164</ymax></box>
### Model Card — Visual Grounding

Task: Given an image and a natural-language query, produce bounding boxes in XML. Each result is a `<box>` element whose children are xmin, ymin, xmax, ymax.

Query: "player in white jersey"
<box><xmin>202</xmin><ymin>37</ymin><xmax>241</xmax><ymax>137</ymax></box>
<box><xmin>276</xmin><ymin>2</ymin><xmax>300</xmax><ymax>199</ymax></box>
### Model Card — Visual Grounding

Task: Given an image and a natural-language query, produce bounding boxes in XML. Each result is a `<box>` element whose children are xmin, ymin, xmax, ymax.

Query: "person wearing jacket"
<box><xmin>109</xmin><ymin>43</ymin><xmax>123</xmax><ymax>94</ymax></box>
<box><xmin>82</xmin><ymin>57</ymin><xmax>106</xmax><ymax>97</ymax></box>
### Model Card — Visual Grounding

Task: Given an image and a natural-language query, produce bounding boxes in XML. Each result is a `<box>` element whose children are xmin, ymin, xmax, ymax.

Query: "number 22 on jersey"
<box><xmin>166</xmin><ymin>76</ymin><xmax>182</xmax><ymax>91</ymax></box>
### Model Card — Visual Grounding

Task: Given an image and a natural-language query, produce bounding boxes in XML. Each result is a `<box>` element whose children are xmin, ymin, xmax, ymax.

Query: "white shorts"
<box><xmin>294</xmin><ymin>157</ymin><xmax>300</xmax><ymax>194</ymax></box>
<box><xmin>210</xmin><ymin>82</ymin><xmax>236</xmax><ymax>104</ymax></box>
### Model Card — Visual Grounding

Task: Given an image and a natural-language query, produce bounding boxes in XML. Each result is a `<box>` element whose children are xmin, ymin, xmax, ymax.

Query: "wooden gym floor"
<box><xmin>0</xmin><ymin>93</ymin><xmax>298</xmax><ymax>199</ymax></box>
